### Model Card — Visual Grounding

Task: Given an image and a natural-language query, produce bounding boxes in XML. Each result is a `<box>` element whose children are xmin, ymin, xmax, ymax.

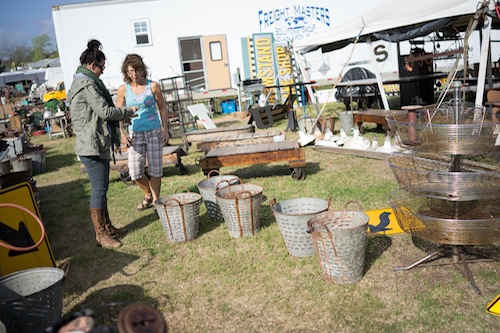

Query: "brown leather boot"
<box><xmin>90</xmin><ymin>208</ymin><xmax>122</xmax><ymax>248</ymax></box>
<box><xmin>104</xmin><ymin>202</ymin><xmax>128</xmax><ymax>236</ymax></box>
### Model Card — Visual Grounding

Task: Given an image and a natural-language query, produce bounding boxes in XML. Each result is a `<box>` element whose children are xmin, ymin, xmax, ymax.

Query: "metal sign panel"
<box><xmin>0</xmin><ymin>182</ymin><xmax>56</xmax><ymax>276</ymax></box>
<box><xmin>486</xmin><ymin>294</ymin><xmax>500</xmax><ymax>317</ymax></box>
<box><xmin>365</xmin><ymin>208</ymin><xmax>404</xmax><ymax>235</ymax></box>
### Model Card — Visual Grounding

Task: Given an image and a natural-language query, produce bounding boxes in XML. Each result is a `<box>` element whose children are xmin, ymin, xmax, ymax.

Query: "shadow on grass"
<box><xmin>228</xmin><ymin>161</ymin><xmax>320</xmax><ymax>180</ymax></box>
<box><xmin>63</xmin><ymin>284</ymin><xmax>169</xmax><ymax>328</ymax></box>
<box><xmin>45</xmin><ymin>152</ymin><xmax>79</xmax><ymax>173</ymax></box>
<box><xmin>364</xmin><ymin>235</ymin><xmax>393</xmax><ymax>273</ymax></box>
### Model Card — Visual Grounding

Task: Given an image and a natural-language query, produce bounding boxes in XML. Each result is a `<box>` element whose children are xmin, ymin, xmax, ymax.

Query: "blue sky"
<box><xmin>0</xmin><ymin>0</ymin><xmax>98</xmax><ymax>50</ymax></box>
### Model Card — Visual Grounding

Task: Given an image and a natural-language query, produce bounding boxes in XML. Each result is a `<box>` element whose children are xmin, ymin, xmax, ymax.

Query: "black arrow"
<box><xmin>0</xmin><ymin>220</ymin><xmax>39</xmax><ymax>256</ymax></box>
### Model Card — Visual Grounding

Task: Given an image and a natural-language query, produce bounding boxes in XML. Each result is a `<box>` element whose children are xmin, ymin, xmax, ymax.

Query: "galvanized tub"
<box><xmin>216</xmin><ymin>183</ymin><xmax>264</xmax><ymax>238</ymax></box>
<box><xmin>0</xmin><ymin>266</ymin><xmax>65</xmax><ymax>333</ymax></box>
<box><xmin>271</xmin><ymin>197</ymin><xmax>330</xmax><ymax>257</ymax></box>
<box><xmin>197</xmin><ymin>170</ymin><xmax>241</xmax><ymax>219</ymax></box>
<box><xmin>308</xmin><ymin>202</ymin><xmax>369</xmax><ymax>284</ymax></box>
<box><xmin>154</xmin><ymin>187</ymin><xmax>202</xmax><ymax>243</ymax></box>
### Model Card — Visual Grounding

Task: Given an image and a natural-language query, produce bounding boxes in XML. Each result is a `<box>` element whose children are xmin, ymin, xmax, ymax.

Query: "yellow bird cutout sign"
<box><xmin>365</xmin><ymin>208</ymin><xmax>404</xmax><ymax>236</ymax></box>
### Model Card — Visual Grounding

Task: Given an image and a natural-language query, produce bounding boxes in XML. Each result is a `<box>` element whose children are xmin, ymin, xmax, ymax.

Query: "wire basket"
<box><xmin>197</xmin><ymin>170</ymin><xmax>241</xmax><ymax>219</ymax></box>
<box><xmin>271</xmin><ymin>197</ymin><xmax>331</xmax><ymax>257</ymax></box>
<box><xmin>154</xmin><ymin>187</ymin><xmax>202</xmax><ymax>243</ymax></box>
<box><xmin>307</xmin><ymin>202</ymin><xmax>369</xmax><ymax>284</ymax></box>
<box><xmin>388</xmin><ymin>189</ymin><xmax>500</xmax><ymax>245</ymax></box>
<box><xmin>0</xmin><ymin>267</ymin><xmax>65</xmax><ymax>333</ymax></box>
<box><xmin>215</xmin><ymin>183</ymin><xmax>264</xmax><ymax>238</ymax></box>
<box><xmin>388</xmin><ymin>153</ymin><xmax>500</xmax><ymax>201</ymax></box>
<box><xmin>386</xmin><ymin>102</ymin><xmax>500</xmax><ymax>155</ymax></box>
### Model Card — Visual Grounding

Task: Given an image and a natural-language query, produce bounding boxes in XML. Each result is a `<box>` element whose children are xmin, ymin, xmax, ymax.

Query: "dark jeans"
<box><xmin>79</xmin><ymin>156</ymin><xmax>110</xmax><ymax>209</ymax></box>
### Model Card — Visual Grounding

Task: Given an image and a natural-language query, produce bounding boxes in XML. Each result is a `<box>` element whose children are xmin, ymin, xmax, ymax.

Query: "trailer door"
<box><xmin>203</xmin><ymin>34</ymin><xmax>231</xmax><ymax>90</ymax></box>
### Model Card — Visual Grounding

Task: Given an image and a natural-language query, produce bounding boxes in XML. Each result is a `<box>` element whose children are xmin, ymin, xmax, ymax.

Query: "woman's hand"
<box><xmin>162</xmin><ymin>128</ymin><xmax>170</xmax><ymax>145</ymax></box>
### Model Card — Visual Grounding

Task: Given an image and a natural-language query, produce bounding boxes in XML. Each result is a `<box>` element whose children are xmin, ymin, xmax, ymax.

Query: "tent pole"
<box><xmin>474</xmin><ymin>16</ymin><xmax>492</xmax><ymax>107</ymax></box>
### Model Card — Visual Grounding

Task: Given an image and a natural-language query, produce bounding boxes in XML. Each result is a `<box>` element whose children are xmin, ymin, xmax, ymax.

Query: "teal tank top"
<box><xmin>125</xmin><ymin>80</ymin><xmax>161</xmax><ymax>133</ymax></box>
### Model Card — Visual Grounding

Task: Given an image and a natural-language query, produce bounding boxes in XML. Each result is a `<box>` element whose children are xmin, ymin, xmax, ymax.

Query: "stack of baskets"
<box><xmin>215</xmin><ymin>182</ymin><xmax>265</xmax><ymax>238</ymax></box>
<box><xmin>197</xmin><ymin>170</ymin><xmax>241</xmax><ymax>219</ymax></box>
<box><xmin>154</xmin><ymin>187</ymin><xmax>202</xmax><ymax>243</ymax></box>
<box><xmin>271</xmin><ymin>197</ymin><xmax>330</xmax><ymax>257</ymax></box>
<box><xmin>307</xmin><ymin>202</ymin><xmax>369</xmax><ymax>284</ymax></box>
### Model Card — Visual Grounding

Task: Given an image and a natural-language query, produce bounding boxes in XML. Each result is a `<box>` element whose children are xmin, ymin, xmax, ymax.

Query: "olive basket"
<box><xmin>307</xmin><ymin>202</ymin><xmax>369</xmax><ymax>284</ymax></box>
<box><xmin>271</xmin><ymin>197</ymin><xmax>331</xmax><ymax>257</ymax></box>
<box><xmin>215</xmin><ymin>183</ymin><xmax>264</xmax><ymax>238</ymax></box>
<box><xmin>197</xmin><ymin>170</ymin><xmax>241</xmax><ymax>219</ymax></box>
<box><xmin>154</xmin><ymin>186</ymin><xmax>202</xmax><ymax>243</ymax></box>
<box><xmin>0</xmin><ymin>266</ymin><xmax>67</xmax><ymax>333</ymax></box>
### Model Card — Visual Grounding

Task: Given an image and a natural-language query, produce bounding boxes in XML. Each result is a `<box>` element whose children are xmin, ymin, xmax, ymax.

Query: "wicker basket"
<box><xmin>154</xmin><ymin>187</ymin><xmax>202</xmax><ymax>243</ymax></box>
<box><xmin>386</xmin><ymin>102</ymin><xmax>500</xmax><ymax>155</ymax></box>
<box><xmin>388</xmin><ymin>189</ymin><xmax>500</xmax><ymax>245</ymax></box>
<box><xmin>0</xmin><ymin>267</ymin><xmax>65</xmax><ymax>333</ymax></box>
<box><xmin>307</xmin><ymin>202</ymin><xmax>369</xmax><ymax>284</ymax></box>
<box><xmin>197</xmin><ymin>170</ymin><xmax>241</xmax><ymax>219</ymax></box>
<box><xmin>215</xmin><ymin>183</ymin><xmax>264</xmax><ymax>238</ymax></box>
<box><xmin>388</xmin><ymin>153</ymin><xmax>500</xmax><ymax>201</ymax></box>
<box><xmin>271</xmin><ymin>197</ymin><xmax>330</xmax><ymax>257</ymax></box>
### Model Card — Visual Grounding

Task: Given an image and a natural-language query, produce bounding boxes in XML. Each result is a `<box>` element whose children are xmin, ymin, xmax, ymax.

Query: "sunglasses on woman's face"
<box><xmin>95</xmin><ymin>62</ymin><xmax>105</xmax><ymax>71</ymax></box>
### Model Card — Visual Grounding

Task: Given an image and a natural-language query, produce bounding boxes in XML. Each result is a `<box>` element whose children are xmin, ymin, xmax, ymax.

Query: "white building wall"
<box><xmin>52</xmin><ymin>0</ymin><xmax>380</xmax><ymax>91</ymax></box>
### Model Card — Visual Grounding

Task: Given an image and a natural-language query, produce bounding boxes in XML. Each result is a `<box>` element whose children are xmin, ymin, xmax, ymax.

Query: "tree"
<box><xmin>31</xmin><ymin>34</ymin><xmax>52</xmax><ymax>61</ymax></box>
<box><xmin>0</xmin><ymin>38</ymin><xmax>31</xmax><ymax>68</ymax></box>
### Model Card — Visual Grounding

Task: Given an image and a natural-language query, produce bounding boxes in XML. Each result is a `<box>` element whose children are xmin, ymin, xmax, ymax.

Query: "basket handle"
<box><xmin>174</xmin><ymin>186</ymin><xmax>190</xmax><ymax>193</ymax></box>
<box><xmin>0</xmin><ymin>203</ymin><xmax>46</xmax><ymax>252</ymax></box>
<box><xmin>344</xmin><ymin>200</ymin><xmax>363</xmax><ymax>212</ymax></box>
<box><xmin>162</xmin><ymin>198</ymin><xmax>187</xmax><ymax>241</ymax></box>
<box><xmin>269</xmin><ymin>198</ymin><xmax>276</xmax><ymax>209</ymax></box>
<box><xmin>235</xmin><ymin>190</ymin><xmax>255</xmax><ymax>237</ymax></box>
<box><xmin>207</xmin><ymin>169</ymin><xmax>221</xmax><ymax>178</ymax></box>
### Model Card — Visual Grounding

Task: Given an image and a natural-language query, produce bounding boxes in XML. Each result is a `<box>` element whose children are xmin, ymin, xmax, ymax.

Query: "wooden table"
<box><xmin>80</xmin><ymin>145</ymin><xmax>188</xmax><ymax>184</ymax></box>
<box><xmin>197</xmin><ymin>130</ymin><xmax>281</xmax><ymax>152</ymax></box>
<box><xmin>351</xmin><ymin>109</ymin><xmax>407</xmax><ymax>134</ymax></box>
<box><xmin>200</xmin><ymin>141</ymin><xmax>306</xmax><ymax>180</ymax></box>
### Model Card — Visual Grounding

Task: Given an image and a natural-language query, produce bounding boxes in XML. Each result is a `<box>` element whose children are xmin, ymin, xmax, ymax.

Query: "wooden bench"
<box><xmin>182</xmin><ymin>124</ymin><xmax>255</xmax><ymax>144</ymax></box>
<box><xmin>351</xmin><ymin>109</ymin><xmax>407</xmax><ymax>134</ymax></box>
<box><xmin>80</xmin><ymin>145</ymin><xmax>188</xmax><ymax>184</ymax></box>
<box><xmin>197</xmin><ymin>130</ymin><xmax>282</xmax><ymax>152</ymax></box>
<box><xmin>200</xmin><ymin>141</ymin><xmax>306</xmax><ymax>180</ymax></box>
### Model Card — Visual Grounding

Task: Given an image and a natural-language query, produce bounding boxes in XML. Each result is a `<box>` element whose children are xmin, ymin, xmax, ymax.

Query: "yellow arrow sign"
<box><xmin>0</xmin><ymin>182</ymin><xmax>56</xmax><ymax>276</ymax></box>
<box><xmin>486</xmin><ymin>294</ymin><xmax>500</xmax><ymax>316</ymax></box>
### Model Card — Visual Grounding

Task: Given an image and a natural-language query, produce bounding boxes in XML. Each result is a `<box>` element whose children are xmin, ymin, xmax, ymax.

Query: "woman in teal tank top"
<box><xmin>116</xmin><ymin>54</ymin><xmax>169</xmax><ymax>211</ymax></box>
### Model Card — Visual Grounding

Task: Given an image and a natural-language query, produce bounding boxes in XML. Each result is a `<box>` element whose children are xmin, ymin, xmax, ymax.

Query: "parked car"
<box><xmin>43</xmin><ymin>81</ymin><xmax>66</xmax><ymax>103</ymax></box>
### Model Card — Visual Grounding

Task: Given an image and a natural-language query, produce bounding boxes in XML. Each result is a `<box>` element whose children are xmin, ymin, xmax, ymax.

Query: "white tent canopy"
<box><xmin>292</xmin><ymin>0</ymin><xmax>497</xmax><ymax>122</ymax></box>
<box><xmin>293</xmin><ymin>0</ymin><xmax>488</xmax><ymax>54</ymax></box>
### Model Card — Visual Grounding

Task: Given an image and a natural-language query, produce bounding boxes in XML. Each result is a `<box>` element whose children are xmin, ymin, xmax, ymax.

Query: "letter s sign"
<box><xmin>374</xmin><ymin>44</ymin><xmax>388</xmax><ymax>62</ymax></box>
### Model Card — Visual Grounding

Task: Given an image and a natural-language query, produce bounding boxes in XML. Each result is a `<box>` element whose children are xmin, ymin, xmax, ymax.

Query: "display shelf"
<box><xmin>159</xmin><ymin>76</ymin><xmax>198</xmax><ymax>138</ymax></box>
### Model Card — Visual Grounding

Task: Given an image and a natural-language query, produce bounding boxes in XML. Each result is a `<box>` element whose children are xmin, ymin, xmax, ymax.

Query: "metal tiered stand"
<box><xmin>386</xmin><ymin>81</ymin><xmax>500</xmax><ymax>293</ymax></box>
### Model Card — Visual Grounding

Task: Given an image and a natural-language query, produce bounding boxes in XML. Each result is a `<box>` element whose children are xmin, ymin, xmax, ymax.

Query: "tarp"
<box><xmin>293</xmin><ymin>0</ymin><xmax>487</xmax><ymax>54</ymax></box>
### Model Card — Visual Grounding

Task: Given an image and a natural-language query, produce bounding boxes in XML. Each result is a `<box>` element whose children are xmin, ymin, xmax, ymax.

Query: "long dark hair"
<box><xmin>79</xmin><ymin>39</ymin><xmax>105</xmax><ymax>66</ymax></box>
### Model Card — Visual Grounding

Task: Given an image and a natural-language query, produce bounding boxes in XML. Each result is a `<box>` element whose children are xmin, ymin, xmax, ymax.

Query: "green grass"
<box><xmin>23</xmin><ymin>110</ymin><xmax>500</xmax><ymax>332</ymax></box>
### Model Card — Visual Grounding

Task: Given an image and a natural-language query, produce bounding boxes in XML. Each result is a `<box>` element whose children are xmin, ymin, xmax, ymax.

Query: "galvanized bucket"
<box><xmin>0</xmin><ymin>266</ymin><xmax>67</xmax><ymax>333</ymax></box>
<box><xmin>308</xmin><ymin>202</ymin><xmax>369</xmax><ymax>284</ymax></box>
<box><xmin>271</xmin><ymin>197</ymin><xmax>331</xmax><ymax>257</ymax></box>
<box><xmin>154</xmin><ymin>187</ymin><xmax>202</xmax><ymax>243</ymax></box>
<box><xmin>216</xmin><ymin>183</ymin><xmax>264</xmax><ymax>238</ymax></box>
<box><xmin>197</xmin><ymin>170</ymin><xmax>241</xmax><ymax>219</ymax></box>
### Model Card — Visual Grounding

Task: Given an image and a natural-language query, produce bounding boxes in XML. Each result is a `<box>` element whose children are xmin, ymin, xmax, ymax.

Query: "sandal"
<box><xmin>137</xmin><ymin>196</ymin><xmax>153</xmax><ymax>211</ymax></box>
